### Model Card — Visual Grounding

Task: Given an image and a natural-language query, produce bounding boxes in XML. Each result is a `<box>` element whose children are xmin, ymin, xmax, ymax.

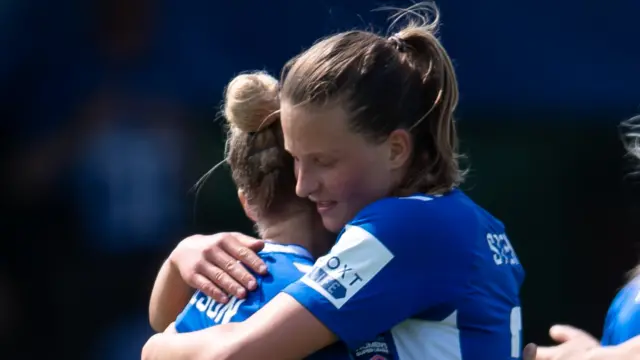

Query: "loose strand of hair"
<box><xmin>373</xmin><ymin>2</ymin><xmax>440</xmax><ymax>36</ymax></box>
<box><xmin>255</xmin><ymin>109</ymin><xmax>282</xmax><ymax>133</ymax></box>
<box><xmin>188</xmin><ymin>108</ymin><xmax>234</xmax><ymax>223</ymax></box>
<box><xmin>190</xmin><ymin>158</ymin><xmax>228</xmax><ymax>224</ymax></box>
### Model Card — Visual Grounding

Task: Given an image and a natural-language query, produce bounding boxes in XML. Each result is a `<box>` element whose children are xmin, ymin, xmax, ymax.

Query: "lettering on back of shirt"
<box><xmin>188</xmin><ymin>292</ymin><xmax>246</xmax><ymax>324</ymax></box>
<box><xmin>486</xmin><ymin>233</ymin><xmax>520</xmax><ymax>266</ymax></box>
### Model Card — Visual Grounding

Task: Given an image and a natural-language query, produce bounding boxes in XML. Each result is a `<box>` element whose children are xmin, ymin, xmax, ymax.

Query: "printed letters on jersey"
<box><xmin>350</xmin><ymin>332</ymin><xmax>398</xmax><ymax>360</ymax></box>
<box><xmin>190</xmin><ymin>292</ymin><xmax>246</xmax><ymax>324</ymax></box>
<box><xmin>485</xmin><ymin>233</ymin><xmax>520</xmax><ymax>266</ymax></box>
<box><xmin>301</xmin><ymin>225</ymin><xmax>394</xmax><ymax>309</ymax></box>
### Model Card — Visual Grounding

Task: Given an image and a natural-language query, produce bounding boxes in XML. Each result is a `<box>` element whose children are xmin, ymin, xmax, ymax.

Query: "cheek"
<box><xmin>324</xmin><ymin>160</ymin><xmax>390</xmax><ymax>202</ymax></box>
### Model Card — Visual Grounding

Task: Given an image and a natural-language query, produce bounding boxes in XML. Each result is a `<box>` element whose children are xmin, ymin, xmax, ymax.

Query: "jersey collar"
<box><xmin>262</xmin><ymin>241</ymin><xmax>314</xmax><ymax>260</ymax></box>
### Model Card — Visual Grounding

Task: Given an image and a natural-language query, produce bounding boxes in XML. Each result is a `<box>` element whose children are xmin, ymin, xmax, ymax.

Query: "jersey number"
<box><xmin>510</xmin><ymin>306</ymin><xmax>522</xmax><ymax>358</ymax></box>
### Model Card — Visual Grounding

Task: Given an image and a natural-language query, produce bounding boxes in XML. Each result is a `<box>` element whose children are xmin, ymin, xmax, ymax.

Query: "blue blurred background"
<box><xmin>2</xmin><ymin>0</ymin><xmax>640</xmax><ymax>358</ymax></box>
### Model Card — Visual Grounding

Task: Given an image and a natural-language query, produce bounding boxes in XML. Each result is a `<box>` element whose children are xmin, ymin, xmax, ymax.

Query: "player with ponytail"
<box><xmin>143</xmin><ymin>3</ymin><xmax>524</xmax><ymax>359</ymax></box>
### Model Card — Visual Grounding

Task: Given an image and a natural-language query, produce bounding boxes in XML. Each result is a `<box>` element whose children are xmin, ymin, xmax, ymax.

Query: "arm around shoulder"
<box><xmin>148</xmin><ymin>259</ymin><xmax>193</xmax><ymax>332</ymax></box>
<box><xmin>142</xmin><ymin>323</ymin><xmax>243</xmax><ymax>360</ymax></box>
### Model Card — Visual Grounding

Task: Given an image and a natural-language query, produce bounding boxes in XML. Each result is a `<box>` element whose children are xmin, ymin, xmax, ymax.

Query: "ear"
<box><xmin>238</xmin><ymin>190</ymin><xmax>258</xmax><ymax>222</ymax></box>
<box><xmin>386</xmin><ymin>129</ymin><xmax>413</xmax><ymax>170</ymax></box>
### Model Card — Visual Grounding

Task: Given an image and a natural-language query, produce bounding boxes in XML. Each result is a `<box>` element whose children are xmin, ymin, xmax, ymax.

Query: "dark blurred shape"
<box><xmin>94</xmin><ymin>0</ymin><xmax>154</xmax><ymax>63</ymax></box>
<box><xmin>0</xmin><ymin>274</ymin><xmax>18</xmax><ymax>351</ymax></box>
<box><xmin>90</xmin><ymin>312</ymin><xmax>155</xmax><ymax>360</ymax></box>
<box><xmin>620</xmin><ymin>115</ymin><xmax>640</xmax><ymax>182</ymax></box>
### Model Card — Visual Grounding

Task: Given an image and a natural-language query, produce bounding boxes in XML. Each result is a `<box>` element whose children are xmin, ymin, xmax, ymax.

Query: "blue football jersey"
<box><xmin>283</xmin><ymin>189</ymin><xmax>526</xmax><ymax>359</ymax></box>
<box><xmin>174</xmin><ymin>242</ymin><xmax>391</xmax><ymax>359</ymax></box>
<box><xmin>601</xmin><ymin>275</ymin><xmax>640</xmax><ymax>346</ymax></box>
<box><xmin>175</xmin><ymin>242</ymin><xmax>315</xmax><ymax>332</ymax></box>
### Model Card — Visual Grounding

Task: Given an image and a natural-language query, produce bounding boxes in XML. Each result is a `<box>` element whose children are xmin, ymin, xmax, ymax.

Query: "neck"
<box><xmin>259</xmin><ymin>212</ymin><xmax>333</xmax><ymax>259</ymax></box>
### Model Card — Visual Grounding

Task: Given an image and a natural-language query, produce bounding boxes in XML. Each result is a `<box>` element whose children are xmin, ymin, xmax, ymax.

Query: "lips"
<box><xmin>315</xmin><ymin>201</ymin><xmax>337</xmax><ymax>214</ymax></box>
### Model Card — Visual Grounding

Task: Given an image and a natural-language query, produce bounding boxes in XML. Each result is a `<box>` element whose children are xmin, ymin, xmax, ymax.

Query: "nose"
<box><xmin>295</xmin><ymin>163</ymin><xmax>319</xmax><ymax>198</ymax></box>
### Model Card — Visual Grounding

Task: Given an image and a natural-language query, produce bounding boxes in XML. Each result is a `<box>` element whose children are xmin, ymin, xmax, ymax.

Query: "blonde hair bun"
<box><xmin>224</xmin><ymin>72</ymin><xmax>280</xmax><ymax>133</ymax></box>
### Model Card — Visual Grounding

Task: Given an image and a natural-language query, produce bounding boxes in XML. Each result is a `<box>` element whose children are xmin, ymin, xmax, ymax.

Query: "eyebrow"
<box><xmin>286</xmin><ymin>148</ymin><xmax>342</xmax><ymax>157</ymax></box>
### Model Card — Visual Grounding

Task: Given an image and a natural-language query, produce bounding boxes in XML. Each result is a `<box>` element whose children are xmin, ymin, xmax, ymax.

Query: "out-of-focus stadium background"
<box><xmin>2</xmin><ymin>0</ymin><xmax>640</xmax><ymax>359</ymax></box>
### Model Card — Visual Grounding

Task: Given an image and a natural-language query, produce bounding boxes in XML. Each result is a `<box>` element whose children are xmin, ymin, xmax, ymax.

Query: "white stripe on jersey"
<box><xmin>293</xmin><ymin>262</ymin><xmax>313</xmax><ymax>274</ymax></box>
<box><xmin>262</xmin><ymin>242</ymin><xmax>313</xmax><ymax>258</ymax></box>
<box><xmin>391</xmin><ymin>311</ymin><xmax>462</xmax><ymax>359</ymax></box>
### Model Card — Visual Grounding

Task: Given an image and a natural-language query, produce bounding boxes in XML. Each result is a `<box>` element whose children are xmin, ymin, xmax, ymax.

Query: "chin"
<box><xmin>321</xmin><ymin>216</ymin><xmax>346</xmax><ymax>234</ymax></box>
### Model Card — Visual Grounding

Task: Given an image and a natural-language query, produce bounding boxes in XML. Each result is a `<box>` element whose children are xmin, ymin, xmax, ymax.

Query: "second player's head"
<box><xmin>621</xmin><ymin>115</ymin><xmax>640</xmax><ymax>162</ymax></box>
<box><xmin>620</xmin><ymin>114</ymin><xmax>640</xmax><ymax>279</ymax></box>
<box><xmin>279</xmin><ymin>3</ymin><xmax>464</xmax><ymax>232</ymax></box>
<box><xmin>224</xmin><ymin>72</ymin><xmax>322</xmax><ymax>239</ymax></box>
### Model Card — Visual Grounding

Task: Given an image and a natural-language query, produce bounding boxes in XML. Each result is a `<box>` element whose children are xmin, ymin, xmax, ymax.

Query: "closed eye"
<box><xmin>313</xmin><ymin>156</ymin><xmax>336</xmax><ymax>167</ymax></box>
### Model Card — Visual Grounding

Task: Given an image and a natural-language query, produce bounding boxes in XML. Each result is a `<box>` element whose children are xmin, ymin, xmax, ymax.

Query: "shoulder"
<box><xmin>258</xmin><ymin>243</ymin><xmax>314</xmax><ymax>272</ymax></box>
<box><xmin>344</xmin><ymin>190</ymin><xmax>482</xmax><ymax>253</ymax></box>
<box><xmin>256</xmin><ymin>243</ymin><xmax>315</xmax><ymax>297</ymax></box>
<box><xmin>175</xmin><ymin>243</ymin><xmax>316</xmax><ymax>332</ymax></box>
<box><xmin>611</xmin><ymin>278</ymin><xmax>640</xmax><ymax>321</ymax></box>
<box><xmin>352</xmin><ymin>190</ymin><xmax>480</xmax><ymax>229</ymax></box>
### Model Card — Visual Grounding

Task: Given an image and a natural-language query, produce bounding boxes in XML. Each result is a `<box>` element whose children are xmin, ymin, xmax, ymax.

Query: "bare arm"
<box><xmin>141</xmin><ymin>293</ymin><xmax>337</xmax><ymax>360</ymax></box>
<box><xmin>149</xmin><ymin>259</ymin><xmax>193</xmax><ymax>332</ymax></box>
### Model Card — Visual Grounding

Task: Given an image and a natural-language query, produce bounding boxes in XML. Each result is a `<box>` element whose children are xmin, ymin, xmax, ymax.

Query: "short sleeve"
<box><xmin>282</xmin><ymin>196</ymin><xmax>477</xmax><ymax>349</ymax></box>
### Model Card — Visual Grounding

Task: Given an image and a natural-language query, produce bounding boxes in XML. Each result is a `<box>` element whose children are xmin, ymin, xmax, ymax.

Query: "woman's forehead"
<box><xmin>280</xmin><ymin>103</ymin><xmax>358</xmax><ymax>154</ymax></box>
<box><xmin>281</xmin><ymin>102</ymin><xmax>348</xmax><ymax>125</ymax></box>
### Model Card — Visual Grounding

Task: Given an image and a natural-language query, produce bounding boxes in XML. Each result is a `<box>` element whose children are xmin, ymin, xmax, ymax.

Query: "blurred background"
<box><xmin>2</xmin><ymin>0</ymin><xmax>640</xmax><ymax>358</ymax></box>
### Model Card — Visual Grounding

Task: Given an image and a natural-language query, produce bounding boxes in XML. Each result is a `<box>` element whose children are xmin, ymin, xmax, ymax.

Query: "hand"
<box><xmin>534</xmin><ymin>325</ymin><xmax>600</xmax><ymax>360</ymax></box>
<box><xmin>168</xmin><ymin>232</ymin><xmax>267</xmax><ymax>303</ymax></box>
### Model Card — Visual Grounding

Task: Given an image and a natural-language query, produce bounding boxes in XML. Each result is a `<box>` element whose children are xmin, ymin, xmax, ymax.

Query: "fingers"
<box><xmin>179</xmin><ymin>232</ymin><xmax>267</xmax><ymax>303</ymax></box>
<box><xmin>549</xmin><ymin>325</ymin><xmax>593</xmax><ymax>344</ymax></box>
<box><xmin>234</xmin><ymin>232</ymin><xmax>266</xmax><ymax>253</ymax></box>
<box><xmin>223</xmin><ymin>233</ymin><xmax>268</xmax><ymax>275</ymax></box>
<box><xmin>534</xmin><ymin>344</ymin><xmax>597</xmax><ymax>360</ymax></box>
<box><xmin>191</xmin><ymin>273</ymin><xmax>229</xmax><ymax>304</ymax></box>
<box><xmin>534</xmin><ymin>326</ymin><xmax>600</xmax><ymax>360</ymax></box>
<box><xmin>533</xmin><ymin>346</ymin><xmax>556</xmax><ymax>360</ymax></box>
<box><xmin>522</xmin><ymin>343</ymin><xmax>537</xmax><ymax>360</ymax></box>
<box><xmin>202</xmin><ymin>249</ymin><xmax>251</xmax><ymax>297</ymax></box>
